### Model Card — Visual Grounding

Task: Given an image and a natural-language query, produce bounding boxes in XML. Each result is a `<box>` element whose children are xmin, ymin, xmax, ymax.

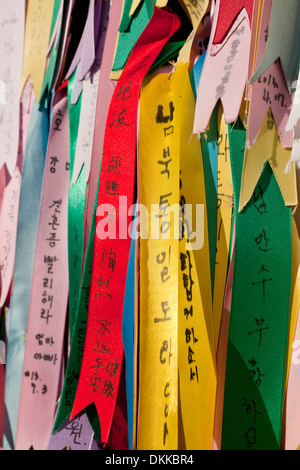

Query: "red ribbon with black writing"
<box><xmin>70</xmin><ymin>6</ymin><xmax>180</xmax><ymax>446</ymax></box>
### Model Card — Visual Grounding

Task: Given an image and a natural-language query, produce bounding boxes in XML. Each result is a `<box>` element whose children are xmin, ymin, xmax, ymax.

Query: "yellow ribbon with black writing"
<box><xmin>138</xmin><ymin>66</ymin><xmax>182</xmax><ymax>450</ymax></box>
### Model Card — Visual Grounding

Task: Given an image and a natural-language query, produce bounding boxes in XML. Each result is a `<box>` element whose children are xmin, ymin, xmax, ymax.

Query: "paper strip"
<box><xmin>71</xmin><ymin>69</ymin><xmax>100</xmax><ymax>184</ymax></box>
<box><xmin>0</xmin><ymin>1</ymin><xmax>25</xmax><ymax>176</ymax></box>
<box><xmin>193</xmin><ymin>0</ymin><xmax>253</xmax><ymax>133</ymax></box>
<box><xmin>0</xmin><ymin>168</ymin><xmax>22</xmax><ymax>307</ymax></box>
<box><xmin>250</xmin><ymin>0</ymin><xmax>300</xmax><ymax>92</ymax></box>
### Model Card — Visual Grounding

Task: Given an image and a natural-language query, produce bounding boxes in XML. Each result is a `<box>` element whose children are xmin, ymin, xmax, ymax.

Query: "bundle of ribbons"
<box><xmin>0</xmin><ymin>0</ymin><xmax>299</xmax><ymax>451</ymax></box>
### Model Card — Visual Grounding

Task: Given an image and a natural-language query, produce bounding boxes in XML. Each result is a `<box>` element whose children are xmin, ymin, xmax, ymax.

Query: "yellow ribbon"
<box><xmin>177</xmin><ymin>63</ymin><xmax>217</xmax><ymax>449</ymax></box>
<box><xmin>138</xmin><ymin>67</ymin><xmax>181</xmax><ymax>450</ymax></box>
<box><xmin>284</xmin><ymin>216</ymin><xmax>300</xmax><ymax>394</ymax></box>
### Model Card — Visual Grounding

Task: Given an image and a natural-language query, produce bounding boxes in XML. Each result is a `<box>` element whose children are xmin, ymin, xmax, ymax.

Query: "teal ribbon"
<box><xmin>221</xmin><ymin>121</ymin><xmax>292</xmax><ymax>449</ymax></box>
<box><xmin>3</xmin><ymin>101</ymin><xmax>49</xmax><ymax>449</ymax></box>
<box><xmin>122</xmin><ymin>205</ymin><xmax>138</xmax><ymax>450</ymax></box>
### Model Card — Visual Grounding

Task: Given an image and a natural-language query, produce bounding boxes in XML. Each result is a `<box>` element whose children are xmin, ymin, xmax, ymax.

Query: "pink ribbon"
<box><xmin>193</xmin><ymin>0</ymin><xmax>253</xmax><ymax>133</ymax></box>
<box><xmin>15</xmin><ymin>83</ymin><xmax>70</xmax><ymax>450</ymax></box>
<box><xmin>247</xmin><ymin>0</ymin><xmax>293</xmax><ymax>148</ymax></box>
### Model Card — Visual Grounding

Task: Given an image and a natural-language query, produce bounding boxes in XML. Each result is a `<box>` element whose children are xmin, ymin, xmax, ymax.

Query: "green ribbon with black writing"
<box><xmin>52</xmin><ymin>175</ymin><xmax>99</xmax><ymax>436</ymax></box>
<box><xmin>221</xmin><ymin>120</ymin><xmax>292</xmax><ymax>449</ymax></box>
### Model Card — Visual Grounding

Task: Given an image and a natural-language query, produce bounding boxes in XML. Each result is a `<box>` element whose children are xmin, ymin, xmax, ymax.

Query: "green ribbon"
<box><xmin>149</xmin><ymin>41</ymin><xmax>185</xmax><ymax>72</ymax></box>
<box><xmin>221</xmin><ymin>120</ymin><xmax>292</xmax><ymax>450</ymax></box>
<box><xmin>118</xmin><ymin>0</ymin><xmax>136</xmax><ymax>32</ymax></box>
<box><xmin>52</xmin><ymin>177</ymin><xmax>100</xmax><ymax>437</ymax></box>
<box><xmin>67</xmin><ymin>73</ymin><xmax>86</xmax><ymax>338</ymax></box>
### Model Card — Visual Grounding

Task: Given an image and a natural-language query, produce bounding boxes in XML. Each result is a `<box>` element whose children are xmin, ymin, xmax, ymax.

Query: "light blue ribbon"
<box><xmin>3</xmin><ymin>100</ymin><xmax>49</xmax><ymax>449</ymax></box>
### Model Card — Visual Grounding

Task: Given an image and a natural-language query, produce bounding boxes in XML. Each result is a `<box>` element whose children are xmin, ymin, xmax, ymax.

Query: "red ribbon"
<box><xmin>213</xmin><ymin>0</ymin><xmax>254</xmax><ymax>45</ymax></box>
<box><xmin>70</xmin><ymin>6</ymin><xmax>180</xmax><ymax>445</ymax></box>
